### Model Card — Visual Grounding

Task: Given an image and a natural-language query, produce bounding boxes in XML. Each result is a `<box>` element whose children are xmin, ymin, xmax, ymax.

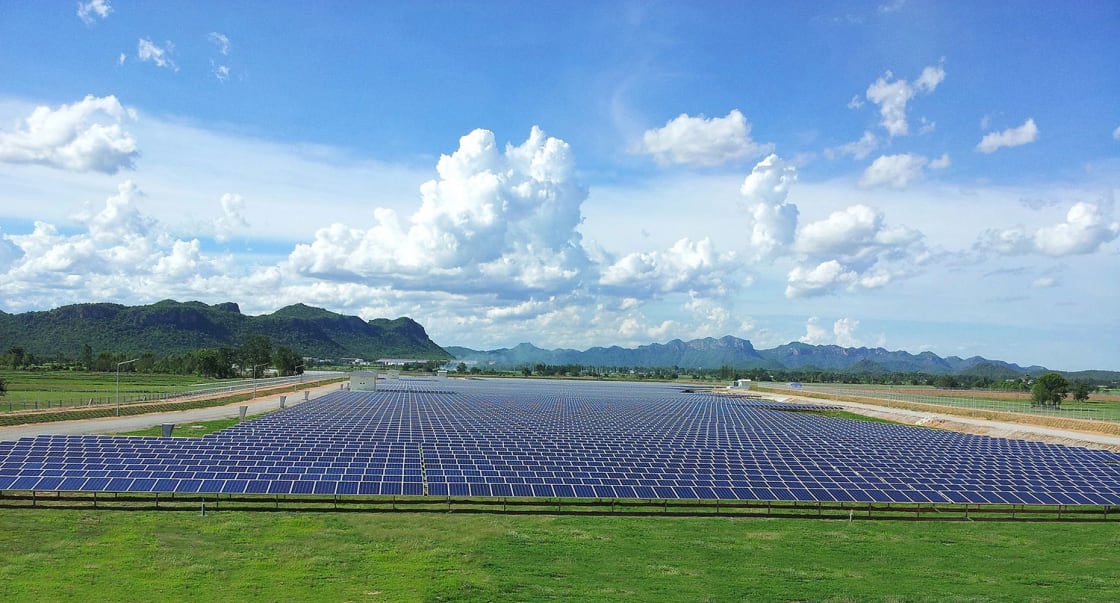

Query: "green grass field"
<box><xmin>0</xmin><ymin>510</ymin><xmax>1117</xmax><ymax>601</ymax></box>
<box><xmin>0</xmin><ymin>370</ymin><xmax>214</xmax><ymax>409</ymax></box>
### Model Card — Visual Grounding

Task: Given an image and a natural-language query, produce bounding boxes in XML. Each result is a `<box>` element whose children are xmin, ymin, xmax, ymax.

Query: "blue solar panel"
<box><xmin>2</xmin><ymin>378</ymin><xmax>1119</xmax><ymax>505</ymax></box>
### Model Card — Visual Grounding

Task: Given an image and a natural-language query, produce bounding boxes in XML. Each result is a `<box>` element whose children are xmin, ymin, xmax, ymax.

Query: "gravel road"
<box><xmin>0</xmin><ymin>381</ymin><xmax>347</xmax><ymax>442</ymax></box>
<box><xmin>772</xmin><ymin>393</ymin><xmax>1120</xmax><ymax>450</ymax></box>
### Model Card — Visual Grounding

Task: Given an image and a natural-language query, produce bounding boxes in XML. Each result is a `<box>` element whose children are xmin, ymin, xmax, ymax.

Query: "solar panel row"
<box><xmin>1</xmin><ymin>378</ymin><xmax>1119</xmax><ymax>505</ymax></box>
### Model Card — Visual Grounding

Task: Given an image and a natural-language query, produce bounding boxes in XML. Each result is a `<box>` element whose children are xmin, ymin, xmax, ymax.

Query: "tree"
<box><xmin>239</xmin><ymin>335</ymin><xmax>273</xmax><ymax>378</ymax></box>
<box><xmin>6</xmin><ymin>347</ymin><xmax>26</xmax><ymax>370</ymax></box>
<box><xmin>274</xmin><ymin>346</ymin><xmax>303</xmax><ymax>376</ymax></box>
<box><xmin>1071</xmin><ymin>380</ymin><xmax>1093</xmax><ymax>402</ymax></box>
<box><xmin>1031</xmin><ymin>373</ymin><xmax>1070</xmax><ymax>407</ymax></box>
<box><xmin>196</xmin><ymin>348</ymin><xmax>236</xmax><ymax>379</ymax></box>
<box><xmin>0</xmin><ymin>377</ymin><xmax>6</xmax><ymax>397</ymax></box>
<box><xmin>456</xmin><ymin>362</ymin><xmax>467</xmax><ymax>374</ymax></box>
<box><xmin>933</xmin><ymin>374</ymin><xmax>960</xmax><ymax>389</ymax></box>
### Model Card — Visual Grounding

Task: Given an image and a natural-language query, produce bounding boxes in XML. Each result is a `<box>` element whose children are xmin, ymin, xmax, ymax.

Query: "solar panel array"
<box><xmin>2</xmin><ymin>378</ymin><xmax>1119</xmax><ymax>505</ymax></box>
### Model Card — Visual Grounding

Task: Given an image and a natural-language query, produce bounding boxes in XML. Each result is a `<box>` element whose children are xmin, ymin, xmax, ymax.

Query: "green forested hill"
<box><xmin>0</xmin><ymin>300</ymin><xmax>451</xmax><ymax>361</ymax></box>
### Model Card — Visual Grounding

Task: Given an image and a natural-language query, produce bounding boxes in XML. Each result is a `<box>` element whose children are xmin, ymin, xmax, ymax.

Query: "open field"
<box><xmin>0</xmin><ymin>370</ymin><xmax>212</xmax><ymax>409</ymax></box>
<box><xmin>0</xmin><ymin>371</ymin><xmax>342</xmax><ymax>415</ymax></box>
<box><xmin>0</xmin><ymin>376</ymin><xmax>347</xmax><ymax>428</ymax></box>
<box><xmin>1</xmin><ymin>509</ymin><xmax>1118</xmax><ymax>601</ymax></box>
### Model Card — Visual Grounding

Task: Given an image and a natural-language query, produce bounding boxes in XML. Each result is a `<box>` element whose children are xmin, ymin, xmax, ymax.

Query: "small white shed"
<box><xmin>350</xmin><ymin>371</ymin><xmax>378</xmax><ymax>391</ymax></box>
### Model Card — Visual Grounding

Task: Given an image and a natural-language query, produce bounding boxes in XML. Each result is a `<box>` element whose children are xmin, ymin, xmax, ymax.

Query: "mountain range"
<box><xmin>0</xmin><ymin>300</ymin><xmax>451</xmax><ymax>361</ymax></box>
<box><xmin>446</xmin><ymin>336</ymin><xmax>1072</xmax><ymax>377</ymax></box>
<box><xmin>1</xmin><ymin>301</ymin><xmax>1114</xmax><ymax>379</ymax></box>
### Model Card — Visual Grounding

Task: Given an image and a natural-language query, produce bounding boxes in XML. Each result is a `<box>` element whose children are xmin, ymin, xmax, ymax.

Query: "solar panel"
<box><xmin>2</xmin><ymin>378</ymin><xmax>1119</xmax><ymax>505</ymax></box>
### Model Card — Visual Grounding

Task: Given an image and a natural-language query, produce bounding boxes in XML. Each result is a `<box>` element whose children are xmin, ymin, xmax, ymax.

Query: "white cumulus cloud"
<box><xmin>600</xmin><ymin>237</ymin><xmax>740</xmax><ymax>297</ymax></box>
<box><xmin>977</xmin><ymin>201</ymin><xmax>1119</xmax><ymax>257</ymax></box>
<box><xmin>859</xmin><ymin>153</ymin><xmax>929</xmax><ymax>188</ymax></box>
<box><xmin>799</xmin><ymin>316</ymin><xmax>863</xmax><ymax>346</ymax></box>
<box><xmin>740</xmin><ymin>154</ymin><xmax>799</xmax><ymax>258</ymax></box>
<box><xmin>833</xmin><ymin>317</ymin><xmax>862</xmax><ymax>347</ymax></box>
<box><xmin>683</xmin><ymin>292</ymin><xmax>734</xmax><ymax>332</ymax></box>
<box><xmin>214</xmin><ymin>193</ymin><xmax>249</xmax><ymax>242</ymax></box>
<box><xmin>137</xmin><ymin>38</ymin><xmax>178</xmax><ymax>71</ymax></box>
<box><xmin>786</xmin><ymin>260</ymin><xmax>859</xmax><ymax>298</ymax></box>
<box><xmin>0</xmin><ymin>95</ymin><xmax>138</xmax><ymax>174</ymax></box>
<box><xmin>637</xmin><ymin>109</ymin><xmax>772</xmax><ymax>167</ymax></box>
<box><xmin>1034</xmin><ymin>201</ymin><xmax>1120</xmax><ymax>256</ymax></box>
<box><xmin>795</xmin><ymin>205</ymin><xmax>883</xmax><ymax>257</ymax></box>
<box><xmin>0</xmin><ymin>181</ymin><xmax>229</xmax><ymax>302</ymax></box>
<box><xmin>799</xmin><ymin>316</ymin><xmax>831</xmax><ymax>344</ymax></box>
<box><xmin>787</xmin><ymin>204</ymin><xmax>928</xmax><ymax>298</ymax></box>
<box><xmin>1114</xmin><ymin>126</ymin><xmax>1120</xmax><ymax>141</ymax></box>
<box><xmin>865</xmin><ymin>63</ymin><xmax>945</xmax><ymax>137</ymax></box>
<box><xmin>77</xmin><ymin>0</ymin><xmax>111</xmax><ymax>25</ymax></box>
<box><xmin>289</xmin><ymin>126</ymin><xmax>590</xmax><ymax>296</ymax></box>
<box><xmin>976</xmin><ymin>118</ymin><xmax>1038</xmax><ymax>153</ymax></box>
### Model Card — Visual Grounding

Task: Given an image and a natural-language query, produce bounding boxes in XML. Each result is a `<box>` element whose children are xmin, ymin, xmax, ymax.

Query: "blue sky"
<box><xmin>0</xmin><ymin>1</ymin><xmax>1117</xmax><ymax>370</ymax></box>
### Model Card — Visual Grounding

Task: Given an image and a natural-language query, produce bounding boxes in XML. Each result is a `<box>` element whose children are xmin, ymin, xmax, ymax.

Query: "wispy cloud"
<box><xmin>77</xmin><ymin>0</ymin><xmax>112</xmax><ymax>26</ymax></box>
<box><xmin>208</xmin><ymin>32</ymin><xmax>230</xmax><ymax>55</ymax></box>
<box><xmin>137</xmin><ymin>38</ymin><xmax>178</xmax><ymax>71</ymax></box>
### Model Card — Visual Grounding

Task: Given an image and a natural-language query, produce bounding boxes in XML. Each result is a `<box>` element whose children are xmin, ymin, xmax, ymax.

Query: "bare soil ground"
<box><xmin>770</xmin><ymin>392</ymin><xmax>1120</xmax><ymax>451</ymax></box>
<box><xmin>806</xmin><ymin>385</ymin><xmax>1120</xmax><ymax>403</ymax></box>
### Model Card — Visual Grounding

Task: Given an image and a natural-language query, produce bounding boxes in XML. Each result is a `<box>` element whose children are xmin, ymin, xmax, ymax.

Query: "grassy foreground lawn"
<box><xmin>1</xmin><ymin>510</ymin><xmax>1118</xmax><ymax>601</ymax></box>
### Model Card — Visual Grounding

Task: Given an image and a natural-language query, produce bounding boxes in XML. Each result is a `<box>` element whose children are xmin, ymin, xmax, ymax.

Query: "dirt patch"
<box><xmin>780</xmin><ymin>396</ymin><xmax>1120</xmax><ymax>452</ymax></box>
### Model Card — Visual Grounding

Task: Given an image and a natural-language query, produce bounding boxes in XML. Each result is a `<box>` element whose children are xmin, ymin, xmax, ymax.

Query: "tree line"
<box><xmin>462</xmin><ymin>363</ymin><xmax>1104</xmax><ymax>401</ymax></box>
<box><xmin>2</xmin><ymin>335</ymin><xmax>304</xmax><ymax>379</ymax></box>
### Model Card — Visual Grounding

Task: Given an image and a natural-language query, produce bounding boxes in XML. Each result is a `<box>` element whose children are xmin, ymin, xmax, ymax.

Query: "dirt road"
<box><xmin>769</xmin><ymin>393</ymin><xmax>1120</xmax><ymax>450</ymax></box>
<box><xmin>0</xmin><ymin>381</ymin><xmax>348</xmax><ymax>442</ymax></box>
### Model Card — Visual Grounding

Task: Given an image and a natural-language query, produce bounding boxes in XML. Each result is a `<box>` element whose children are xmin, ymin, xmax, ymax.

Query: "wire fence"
<box><xmin>1</xmin><ymin>372</ymin><xmax>346</xmax><ymax>413</ymax></box>
<box><xmin>760</xmin><ymin>382</ymin><xmax>1120</xmax><ymax>423</ymax></box>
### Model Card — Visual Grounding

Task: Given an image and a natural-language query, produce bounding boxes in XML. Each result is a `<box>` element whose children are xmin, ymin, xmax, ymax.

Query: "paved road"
<box><xmin>0</xmin><ymin>381</ymin><xmax>348</xmax><ymax>442</ymax></box>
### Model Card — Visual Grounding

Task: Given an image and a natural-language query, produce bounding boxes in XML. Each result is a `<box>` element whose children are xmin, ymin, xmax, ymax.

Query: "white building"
<box><xmin>350</xmin><ymin>371</ymin><xmax>378</xmax><ymax>391</ymax></box>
